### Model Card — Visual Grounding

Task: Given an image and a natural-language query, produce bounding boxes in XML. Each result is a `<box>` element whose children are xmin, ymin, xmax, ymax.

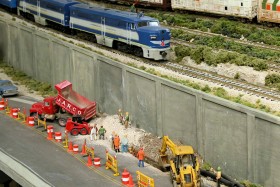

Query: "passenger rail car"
<box><xmin>17</xmin><ymin>0</ymin><xmax>79</xmax><ymax>28</ymax></box>
<box><xmin>0</xmin><ymin>0</ymin><xmax>170</xmax><ymax>60</ymax></box>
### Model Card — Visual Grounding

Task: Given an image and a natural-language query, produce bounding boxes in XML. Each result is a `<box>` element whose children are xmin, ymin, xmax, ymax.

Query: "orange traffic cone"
<box><xmin>127</xmin><ymin>174</ymin><xmax>135</xmax><ymax>187</ymax></box>
<box><xmin>47</xmin><ymin>131</ymin><xmax>53</xmax><ymax>140</ymax></box>
<box><xmin>81</xmin><ymin>143</ymin><xmax>86</xmax><ymax>155</ymax></box>
<box><xmin>68</xmin><ymin>142</ymin><xmax>73</xmax><ymax>152</ymax></box>
<box><xmin>87</xmin><ymin>155</ymin><xmax>93</xmax><ymax>166</ymax></box>
<box><xmin>121</xmin><ymin>168</ymin><xmax>130</xmax><ymax>185</ymax></box>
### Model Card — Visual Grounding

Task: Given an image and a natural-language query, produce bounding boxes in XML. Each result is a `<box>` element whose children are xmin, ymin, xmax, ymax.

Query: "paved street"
<box><xmin>0</xmin><ymin>96</ymin><xmax>171</xmax><ymax>187</ymax></box>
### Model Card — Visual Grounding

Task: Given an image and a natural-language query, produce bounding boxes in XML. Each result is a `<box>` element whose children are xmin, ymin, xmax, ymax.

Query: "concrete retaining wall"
<box><xmin>0</xmin><ymin>17</ymin><xmax>279</xmax><ymax>186</ymax></box>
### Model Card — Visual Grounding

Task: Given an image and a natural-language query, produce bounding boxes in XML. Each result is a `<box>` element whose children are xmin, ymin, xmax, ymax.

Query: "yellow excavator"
<box><xmin>158</xmin><ymin>136</ymin><xmax>201</xmax><ymax>187</ymax></box>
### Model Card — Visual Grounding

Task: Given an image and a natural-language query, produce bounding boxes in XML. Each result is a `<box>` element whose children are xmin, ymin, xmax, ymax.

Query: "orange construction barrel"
<box><xmin>47</xmin><ymin>125</ymin><xmax>54</xmax><ymax>133</ymax></box>
<box><xmin>12</xmin><ymin>108</ymin><xmax>18</xmax><ymax>119</ymax></box>
<box><xmin>121</xmin><ymin>168</ymin><xmax>130</xmax><ymax>185</ymax></box>
<box><xmin>73</xmin><ymin>144</ymin><xmax>79</xmax><ymax>153</ymax></box>
<box><xmin>0</xmin><ymin>100</ymin><xmax>5</xmax><ymax>110</ymax></box>
<box><xmin>27</xmin><ymin>116</ymin><xmax>35</xmax><ymax>126</ymax></box>
<box><xmin>54</xmin><ymin>132</ymin><xmax>62</xmax><ymax>142</ymax></box>
<box><xmin>94</xmin><ymin>157</ymin><xmax>101</xmax><ymax>167</ymax></box>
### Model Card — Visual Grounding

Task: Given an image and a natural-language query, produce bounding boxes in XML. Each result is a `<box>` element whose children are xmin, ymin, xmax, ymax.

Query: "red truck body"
<box><xmin>54</xmin><ymin>80</ymin><xmax>96</xmax><ymax>120</ymax></box>
<box><xmin>29</xmin><ymin>80</ymin><xmax>96</xmax><ymax>126</ymax></box>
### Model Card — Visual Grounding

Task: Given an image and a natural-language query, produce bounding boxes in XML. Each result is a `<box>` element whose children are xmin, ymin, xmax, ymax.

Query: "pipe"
<box><xmin>221</xmin><ymin>173</ymin><xmax>244</xmax><ymax>187</ymax></box>
<box><xmin>200</xmin><ymin>169</ymin><xmax>237</xmax><ymax>187</ymax></box>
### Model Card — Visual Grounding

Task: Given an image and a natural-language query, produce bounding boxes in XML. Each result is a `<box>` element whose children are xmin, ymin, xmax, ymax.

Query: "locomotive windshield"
<box><xmin>137</xmin><ymin>21</ymin><xmax>159</xmax><ymax>27</ymax></box>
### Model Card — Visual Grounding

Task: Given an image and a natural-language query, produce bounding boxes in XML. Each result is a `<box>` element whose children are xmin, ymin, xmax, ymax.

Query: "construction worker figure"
<box><xmin>137</xmin><ymin>147</ymin><xmax>145</xmax><ymax>167</ymax></box>
<box><xmin>216</xmin><ymin>166</ymin><xmax>222</xmax><ymax>187</ymax></box>
<box><xmin>121</xmin><ymin>134</ymin><xmax>128</xmax><ymax>153</ymax></box>
<box><xmin>98</xmin><ymin>125</ymin><xmax>106</xmax><ymax>140</ymax></box>
<box><xmin>114</xmin><ymin>134</ymin><xmax>120</xmax><ymax>153</ymax></box>
<box><xmin>90</xmin><ymin>124</ymin><xmax>98</xmax><ymax>141</ymax></box>
<box><xmin>118</xmin><ymin>109</ymin><xmax>123</xmax><ymax>123</ymax></box>
<box><xmin>109</xmin><ymin>131</ymin><xmax>115</xmax><ymax>149</ymax></box>
<box><xmin>124</xmin><ymin>112</ymin><xmax>130</xmax><ymax>129</ymax></box>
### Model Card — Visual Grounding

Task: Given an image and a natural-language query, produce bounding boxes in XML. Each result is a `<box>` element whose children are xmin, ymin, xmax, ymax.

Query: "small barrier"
<box><xmin>136</xmin><ymin>171</ymin><xmax>155</xmax><ymax>187</ymax></box>
<box><xmin>85</xmin><ymin>146</ymin><xmax>95</xmax><ymax>159</ymax></box>
<box><xmin>17</xmin><ymin>108</ymin><xmax>26</xmax><ymax>122</ymax></box>
<box><xmin>77</xmin><ymin>139</ymin><xmax>94</xmax><ymax>158</ymax></box>
<box><xmin>63</xmin><ymin>131</ymin><xmax>68</xmax><ymax>148</ymax></box>
<box><xmin>5</xmin><ymin>99</ymin><xmax>10</xmax><ymax>115</ymax></box>
<box><xmin>105</xmin><ymin>149</ymin><xmax>119</xmax><ymax>176</ymax></box>
<box><xmin>37</xmin><ymin>117</ymin><xmax>47</xmax><ymax>130</ymax></box>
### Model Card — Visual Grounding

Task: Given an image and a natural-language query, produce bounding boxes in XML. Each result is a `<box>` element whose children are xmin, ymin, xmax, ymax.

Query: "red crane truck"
<box><xmin>29</xmin><ymin>80</ymin><xmax>96</xmax><ymax>127</ymax></box>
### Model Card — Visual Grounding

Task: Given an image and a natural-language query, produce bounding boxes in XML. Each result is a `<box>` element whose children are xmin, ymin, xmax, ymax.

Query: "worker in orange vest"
<box><xmin>137</xmin><ymin>147</ymin><xmax>145</xmax><ymax>167</ymax></box>
<box><xmin>114</xmin><ymin>134</ymin><xmax>120</xmax><ymax>153</ymax></box>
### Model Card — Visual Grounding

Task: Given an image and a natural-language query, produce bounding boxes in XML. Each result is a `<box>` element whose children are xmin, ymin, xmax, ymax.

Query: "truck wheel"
<box><xmin>71</xmin><ymin>129</ymin><xmax>79</xmax><ymax>136</ymax></box>
<box><xmin>80</xmin><ymin>128</ymin><xmax>88</xmax><ymax>135</ymax></box>
<box><xmin>58</xmin><ymin>118</ymin><xmax>67</xmax><ymax>127</ymax></box>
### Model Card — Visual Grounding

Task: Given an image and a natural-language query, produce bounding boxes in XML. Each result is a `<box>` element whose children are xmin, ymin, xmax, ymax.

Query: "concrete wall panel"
<box><xmin>72</xmin><ymin>50</ymin><xmax>95</xmax><ymax>100</ymax></box>
<box><xmin>254</xmin><ymin>118</ymin><xmax>280</xmax><ymax>186</ymax></box>
<box><xmin>0</xmin><ymin>21</ymin><xmax>8</xmax><ymax>62</ymax></box>
<box><xmin>127</xmin><ymin>72</ymin><xmax>156</xmax><ymax>133</ymax></box>
<box><xmin>9</xmin><ymin>25</ymin><xmax>20</xmax><ymax>69</ymax></box>
<box><xmin>20</xmin><ymin>29</ymin><xmax>34</xmax><ymax>77</ymax></box>
<box><xmin>1</xmin><ymin>17</ymin><xmax>280</xmax><ymax>185</ymax></box>
<box><xmin>52</xmin><ymin>42</ymin><xmax>71</xmax><ymax>84</ymax></box>
<box><xmin>98</xmin><ymin>60</ymin><xmax>122</xmax><ymax>114</ymax></box>
<box><xmin>34</xmin><ymin>35</ymin><xmax>50</xmax><ymax>82</ymax></box>
<box><xmin>203</xmin><ymin>100</ymin><xmax>247</xmax><ymax>178</ymax></box>
<box><xmin>162</xmin><ymin>84</ymin><xmax>197</xmax><ymax>147</ymax></box>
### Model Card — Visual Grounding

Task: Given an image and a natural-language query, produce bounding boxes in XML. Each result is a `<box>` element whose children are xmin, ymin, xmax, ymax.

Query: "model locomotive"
<box><xmin>1</xmin><ymin>0</ymin><xmax>171</xmax><ymax>60</ymax></box>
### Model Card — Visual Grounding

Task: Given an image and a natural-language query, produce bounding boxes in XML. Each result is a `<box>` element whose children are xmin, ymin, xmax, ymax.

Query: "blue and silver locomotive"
<box><xmin>69</xmin><ymin>4</ymin><xmax>170</xmax><ymax>60</ymax></box>
<box><xmin>1</xmin><ymin>0</ymin><xmax>171</xmax><ymax>60</ymax></box>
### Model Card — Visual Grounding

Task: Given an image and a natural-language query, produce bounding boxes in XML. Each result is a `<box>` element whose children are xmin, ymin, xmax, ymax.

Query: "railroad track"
<box><xmin>3</xmin><ymin>10</ymin><xmax>280</xmax><ymax>102</ymax></box>
<box><xmin>162</xmin><ymin>62</ymin><xmax>280</xmax><ymax>102</ymax></box>
<box><xmin>170</xmin><ymin>25</ymin><xmax>280</xmax><ymax>53</ymax></box>
<box><xmin>172</xmin><ymin>38</ymin><xmax>280</xmax><ymax>73</ymax></box>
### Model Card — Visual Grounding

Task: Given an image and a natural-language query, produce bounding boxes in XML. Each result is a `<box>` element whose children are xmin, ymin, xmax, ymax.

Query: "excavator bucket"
<box><xmin>158</xmin><ymin>155</ymin><xmax>170</xmax><ymax>171</ymax></box>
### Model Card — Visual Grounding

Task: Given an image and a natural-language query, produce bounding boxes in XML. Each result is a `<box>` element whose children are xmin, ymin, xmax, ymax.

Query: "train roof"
<box><xmin>70</xmin><ymin>4</ymin><xmax>157</xmax><ymax>23</ymax></box>
<box><xmin>40</xmin><ymin>0</ymin><xmax>79</xmax><ymax>6</ymax></box>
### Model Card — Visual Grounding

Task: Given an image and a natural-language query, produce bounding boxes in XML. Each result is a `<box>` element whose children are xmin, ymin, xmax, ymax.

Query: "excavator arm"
<box><xmin>159</xmin><ymin>136</ymin><xmax>178</xmax><ymax>156</ymax></box>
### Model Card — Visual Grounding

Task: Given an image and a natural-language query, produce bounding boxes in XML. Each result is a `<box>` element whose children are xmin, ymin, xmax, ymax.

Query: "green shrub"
<box><xmin>234</xmin><ymin>73</ymin><xmax>240</xmax><ymax>79</ymax></box>
<box><xmin>265</xmin><ymin>74</ymin><xmax>280</xmax><ymax>86</ymax></box>
<box><xmin>202</xmin><ymin>85</ymin><xmax>211</xmax><ymax>93</ymax></box>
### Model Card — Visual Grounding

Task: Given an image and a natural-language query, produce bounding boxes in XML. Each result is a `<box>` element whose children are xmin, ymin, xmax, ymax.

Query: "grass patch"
<box><xmin>0</xmin><ymin>61</ymin><xmax>56</xmax><ymax>97</ymax></box>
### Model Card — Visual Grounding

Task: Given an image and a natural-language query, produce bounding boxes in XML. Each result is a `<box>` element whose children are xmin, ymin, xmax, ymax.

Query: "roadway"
<box><xmin>0</xmin><ymin>96</ymin><xmax>170</xmax><ymax>187</ymax></box>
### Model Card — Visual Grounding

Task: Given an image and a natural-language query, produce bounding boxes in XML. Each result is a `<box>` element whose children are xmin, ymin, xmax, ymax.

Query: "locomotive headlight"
<box><xmin>150</xmin><ymin>35</ymin><xmax>157</xmax><ymax>40</ymax></box>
